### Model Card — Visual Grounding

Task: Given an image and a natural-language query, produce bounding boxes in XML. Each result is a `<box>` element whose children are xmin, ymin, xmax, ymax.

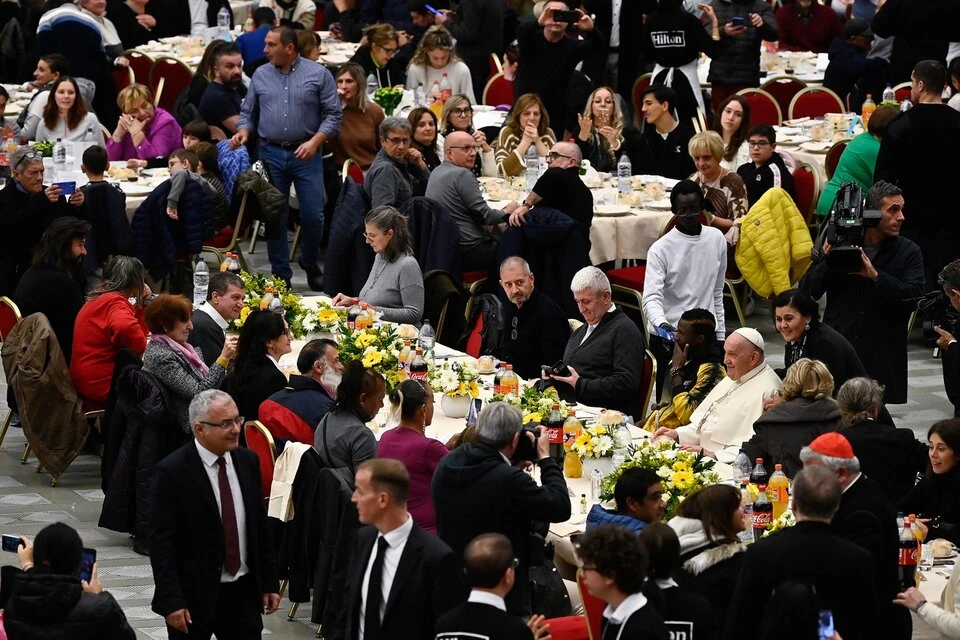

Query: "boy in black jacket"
<box><xmin>736</xmin><ymin>124</ymin><xmax>796</xmax><ymax>208</ymax></box>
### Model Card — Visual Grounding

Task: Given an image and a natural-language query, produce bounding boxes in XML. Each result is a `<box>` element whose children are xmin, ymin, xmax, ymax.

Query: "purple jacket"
<box><xmin>106</xmin><ymin>108</ymin><xmax>182</xmax><ymax>161</ymax></box>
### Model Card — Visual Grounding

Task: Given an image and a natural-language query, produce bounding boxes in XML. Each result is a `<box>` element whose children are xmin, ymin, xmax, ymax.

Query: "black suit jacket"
<box><xmin>832</xmin><ymin>475</ymin><xmax>912</xmax><ymax>640</ymax></box>
<box><xmin>149</xmin><ymin>442</ymin><xmax>279</xmax><ymax>623</ymax></box>
<box><xmin>723</xmin><ymin>521</ymin><xmax>877</xmax><ymax>640</ymax></box>
<box><xmin>344</xmin><ymin>522</ymin><xmax>464</xmax><ymax>640</ymax></box>
<box><xmin>188</xmin><ymin>308</ymin><xmax>226</xmax><ymax>367</ymax></box>
<box><xmin>435</xmin><ymin>600</ymin><xmax>533</xmax><ymax>640</ymax></box>
<box><xmin>843</xmin><ymin>420</ymin><xmax>926</xmax><ymax>504</ymax></box>
<box><xmin>583</xmin><ymin>0</ymin><xmax>657</xmax><ymax>100</ymax></box>
<box><xmin>228</xmin><ymin>356</ymin><xmax>289</xmax><ymax>420</ymax></box>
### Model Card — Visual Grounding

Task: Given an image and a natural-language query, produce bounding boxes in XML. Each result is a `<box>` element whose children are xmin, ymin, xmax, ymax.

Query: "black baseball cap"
<box><xmin>843</xmin><ymin>18</ymin><xmax>873</xmax><ymax>39</ymax></box>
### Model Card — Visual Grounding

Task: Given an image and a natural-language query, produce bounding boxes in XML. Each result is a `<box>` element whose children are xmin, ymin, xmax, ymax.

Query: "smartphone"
<box><xmin>654</xmin><ymin>326</ymin><xmax>676</xmax><ymax>342</ymax></box>
<box><xmin>731</xmin><ymin>15</ymin><xmax>746</xmax><ymax>26</ymax></box>
<box><xmin>553</xmin><ymin>9</ymin><xmax>580</xmax><ymax>23</ymax></box>
<box><xmin>1</xmin><ymin>535</ymin><xmax>21</xmax><ymax>553</ymax></box>
<box><xmin>424</xmin><ymin>3</ymin><xmax>441</xmax><ymax>15</ymax></box>
<box><xmin>818</xmin><ymin>610</ymin><xmax>834</xmax><ymax>640</ymax></box>
<box><xmin>79</xmin><ymin>548</ymin><xmax>96</xmax><ymax>583</ymax></box>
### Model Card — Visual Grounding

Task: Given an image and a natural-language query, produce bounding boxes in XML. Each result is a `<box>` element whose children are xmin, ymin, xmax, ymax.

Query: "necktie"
<box><xmin>364</xmin><ymin>536</ymin><xmax>389</xmax><ymax>640</ymax></box>
<box><xmin>216</xmin><ymin>457</ymin><xmax>241</xmax><ymax>576</ymax></box>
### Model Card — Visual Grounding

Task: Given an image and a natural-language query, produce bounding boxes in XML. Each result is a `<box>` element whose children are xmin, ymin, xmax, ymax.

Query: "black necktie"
<box><xmin>364</xmin><ymin>536</ymin><xmax>389</xmax><ymax>640</ymax></box>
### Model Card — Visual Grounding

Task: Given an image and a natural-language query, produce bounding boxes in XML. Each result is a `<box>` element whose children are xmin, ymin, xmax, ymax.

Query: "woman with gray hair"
<box><xmin>838</xmin><ymin>377</ymin><xmax>927</xmax><ymax>504</ymax></box>
<box><xmin>70</xmin><ymin>256</ymin><xmax>152</xmax><ymax>408</ymax></box>
<box><xmin>331</xmin><ymin>206</ymin><xmax>425</xmax><ymax>324</ymax></box>
<box><xmin>741</xmin><ymin>358</ymin><xmax>844</xmax><ymax>478</ymax></box>
<box><xmin>364</xmin><ymin>116</ymin><xmax>431</xmax><ymax>208</ymax></box>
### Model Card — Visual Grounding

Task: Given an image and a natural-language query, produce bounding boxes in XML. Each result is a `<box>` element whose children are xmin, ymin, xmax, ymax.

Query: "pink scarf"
<box><xmin>151</xmin><ymin>333</ymin><xmax>210</xmax><ymax>375</ymax></box>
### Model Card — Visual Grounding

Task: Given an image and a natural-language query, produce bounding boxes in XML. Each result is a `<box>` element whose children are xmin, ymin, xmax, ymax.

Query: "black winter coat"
<box><xmin>402</xmin><ymin>196</ymin><xmax>462</xmax><ymax>275</ymax></box>
<box><xmin>900</xmin><ymin>466</ymin><xmax>960</xmax><ymax>545</ymax></box>
<box><xmin>741</xmin><ymin>396</ymin><xmax>844</xmax><ymax>478</ymax></box>
<box><xmin>495</xmin><ymin>288</ymin><xmax>570</xmax><ymax>381</ymax></box>
<box><xmin>324</xmin><ymin>178</ymin><xmax>374</xmax><ymax>297</ymax></box>
<box><xmin>870</xmin><ymin>0</ymin><xmax>960</xmax><ymax>85</ymax></box>
<box><xmin>800</xmin><ymin>235</ymin><xmax>924</xmax><ymax>403</ymax></box>
<box><xmin>13</xmin><ymin>266</ymin><xmax>85</xmax><ymax>365</ymax></box>
<box><xmin>5</xmin><ymin>572</ymin><xmax>135</xmax><ymax>640</ymax></box>
<box><xmin>706</xmin><ymin>0</ymin><xmax>778</xmax><ymax>87</ymax></box>
<box><xmin>843</xmin><ymin>419</ymin><xmax>926</xmax><ymax>505</ymax></box>
<box><xmin>776</xmin><ymin>320</ymin><xmax>867</xmax><ymax>395</ymax></box>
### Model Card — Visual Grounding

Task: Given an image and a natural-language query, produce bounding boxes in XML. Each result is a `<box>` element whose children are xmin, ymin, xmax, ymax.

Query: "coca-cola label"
<box><xmin>752</xmin><ymin>510</ymin><xmax>772</xmax><ymax>529</ymax></box>
<box><xmin>409</xmin><ymin>371</ymin><xmax>429</xmax><ymax>382</ymax></box>
<box><xmin>546</xmin><ymin>427</ymin><xmax>563</xmax><ymax>444</ymax></box>
<box><xmin>899</xmin><ymin>546</ymin><xmax>918</xmax><ymax>566</ymax></box>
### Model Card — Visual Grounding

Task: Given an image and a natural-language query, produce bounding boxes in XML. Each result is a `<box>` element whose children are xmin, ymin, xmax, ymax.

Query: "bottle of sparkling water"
<box><xmin>617</xmin><ymin>154</ymin><xmax>632</xmax><ymax>197</ymax></box>
<box><xmin>192</xmin><ymin>260</ymin><xmax>209</xmax><ymax>308</ymax></box>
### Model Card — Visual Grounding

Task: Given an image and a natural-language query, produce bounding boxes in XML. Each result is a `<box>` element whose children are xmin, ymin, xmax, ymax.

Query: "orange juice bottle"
<box><xmin>769</xmin><ymin>464</ymin><xmax>790</xmax><ymax>520</ymax></box>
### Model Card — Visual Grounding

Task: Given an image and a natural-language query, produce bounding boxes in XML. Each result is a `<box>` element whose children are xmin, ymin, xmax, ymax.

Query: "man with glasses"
<box><xmin>507</xmin><ymin>141</ymin><xmax>594</xmax><ymax>248</ymax></box>
<box><xmin>425</xmin><ymin>130</ymin><xmax>520</xmax><ymax>271</ymax></box>
<box><xmin>233</xmin><ymin>26</ymin><xmax>342</xmax><ymax>291</ymax></box>
<box><xmin>642</xmin><ymin>180</ymin><xmax>727</xmax><ymax>398</ymax></box>
<box><xmin>149</xmin><ymin>389</ymin><xmax>281</xmax><ymax>640</ymax></box>
<box><xmin>736</xmin><ymin>124</ymin><xmax>795</xmax><ymax>208</ymax></box>
<box><xmin>0</xmin><ymin>147</ymin><xmax>85</xmax><ymax>295</ymax></box>
<box><xmin>435</xmin><ymin>534</ymin><xmax>537</xmax><ymax>640</ymax></box>
<box><xmin>364</xmin><ymin>116</ymin><xmax>430</xmax><ymax>208</ymax></box>
<box><xmin>496</xmin><ymin>256</ymin><xmax>569</xmax><ymax>380</ymax></box>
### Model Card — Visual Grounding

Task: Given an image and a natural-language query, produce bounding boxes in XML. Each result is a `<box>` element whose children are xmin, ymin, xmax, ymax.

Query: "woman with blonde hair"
<box><xmin>349</xmin><ymin>23</ymin><xmax>408</xmax><ymax>88</ymax></box>
<box><xmin>328</xmin><ymin>62</ymin><xmax>385</xmax><ymax>170</ymax></box>
<box><xmin>107</xmin><ymin>83</ymin><xmax>182</xmax><ymax>161</ymax></box>
<box><xmin>573</xmin><ymin>86</ymin><xmax>623</xmax><ymax>172</ymax></box>
<box><xmin>687</xmin><ymin>130</ymin><xmax>748</xmax><ymax>246</ymax></box>
<box><xmin>494</xmin><ymin>92</ymin><xmax>556</xmax><ymax>176</ymax></box>
<box><xmin>405</xmin><ymin>26</ymin><xmax>475</xmax><ymax>103</ymax></box>
<box><xmin>741</xmin><ymin>358</ymin><xmax>844</xmax><ymax>478</ymax></box>
<box><xmin>439</xmin><ymin>93</ymin><xmax>496</xmax><ymax>177</ymax></box>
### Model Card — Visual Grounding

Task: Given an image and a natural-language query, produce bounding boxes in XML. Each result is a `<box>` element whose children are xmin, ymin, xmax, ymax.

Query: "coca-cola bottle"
<box><xmin>899</xmin><ymin>521</ymin><xmax>919</xmax><ymax>589</ymax></box>
<box><xmin>750</xmin><ymin>458</ymin><xmax>769</xmax><ymax>487</ymax></box>
<box><xmin>546</xmin><ymin>404</ymin><xmax>565</xmax><ymax>464</ymax></box>
<box><xmin>409</xmin><ymin>348</ymin><xmax>429</xmax><ymax>382</ymax></box>
<box><xmin>752</xmin><ymin>484</ymin><xmax>772</xmax><ymax>543</ymax></box>
<box><xmin>347</xmin><ymin>303</ymin><xmax>361</xmax><ymax>330</ymax></box>
<box><xmin>493</xmin><ymin>364</ymin><xmax>504</xmax><ymax>395</ymax></box>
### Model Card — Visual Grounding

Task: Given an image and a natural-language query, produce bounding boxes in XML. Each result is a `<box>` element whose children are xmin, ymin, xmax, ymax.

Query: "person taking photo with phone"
<box><xmin>3</xmin><ymin>522</ymin><xmax>135</xmax><ymax>639</ymax></box>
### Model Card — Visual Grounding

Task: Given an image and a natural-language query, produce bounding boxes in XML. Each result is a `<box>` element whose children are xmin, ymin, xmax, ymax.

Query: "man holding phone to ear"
<box><xmin>705</xmin><ymin>0</ymin><xmax>778</xmax><ymax>109</ymax></box>
<box><xmin>3</xmin><ymin>523</ymin><xmax>135</xmax><ymax>638</ymax></box>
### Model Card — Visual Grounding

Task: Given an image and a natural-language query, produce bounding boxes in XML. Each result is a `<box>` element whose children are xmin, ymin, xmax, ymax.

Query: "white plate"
<box><xmin>647</xmin><ymin>199</ymin><xmax>673</xmax><ymax>211</ymax></box>
<box><xmin>799</xmin><ymin>141</ymin><xmax>832</xmax><ymax>153</ymax></box>
<box><xmin>595</xmin><ymin>204</ymin><xmax>631</xmax><ymax>216</ymax></box>
<box><xmin>141</xmin><ymin>168</ymin><xmax>170</xmax><ymax>178</ymax></box>
<box><xmin>486</xmin><ymin>200</ymin><xmax>514</xmax><ymax>209</ymax></box>
<box><xmin>935</xmin><ymin>551</ymin><xmax>958</xmax><ymax>560</ymax></box>
<box><xmin>472</xmin><ymin>105</ymin><xmax>495</xmax><ymax>112</ymax></box>
<box><xmin>778</xmin><ymin>136</ymin><xmax>810</xmax><ymax>146</ymax></box>
<box><xmin>320</xmin><ymin>54</ymin><xmax>349</xmax><ymax>65</ymax></box>
<box><xmin>115</xmin><ymin>181</ymin><xmax>154</xmax><ymax>196</ymax></box>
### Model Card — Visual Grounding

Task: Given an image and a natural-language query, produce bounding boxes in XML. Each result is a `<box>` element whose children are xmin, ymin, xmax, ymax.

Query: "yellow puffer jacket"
<box><xmin>735</xmin><ymin>187</ymin><xmax>813</xmax><ymax>299</ymax></box>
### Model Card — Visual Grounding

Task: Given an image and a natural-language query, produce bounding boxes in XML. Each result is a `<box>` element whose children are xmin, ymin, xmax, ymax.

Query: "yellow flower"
<box><xmin>523</xmin><ymin>412</ymin><xmax>542</xmax><ymax>424</ymax></box>
<box><xmin>354</xmin><ymin>332</ymin><xmax>376</xmax><ymax>348</ymax></box>
<box><xmin>362</xmin><ymin>349</ymin><xmax>384</xmax><ymax>367</ymax></box>
<box><xmin>318</xmin><ymin>308</ymin><xmax>339</xmax><ymax>322</ymax></box>
<box><xmin>671</xmin><ymin>469</ymin><xmax>694</xmax><ymax>490</ymax></box>
<box><xmin>672</xmin><ymin>461</ymin><xmax>691</xmax><ymax>473</ymax></box>
<box><xmin>469</xmin><ymin>380</ymin><xmax>480</xmax><ymax>398</ymax></box>
<box><xmin>594</xmin><ymin>425</ymin><xmax>607</xmax><ymax>435</ymax></box>
<box><xmin>239</xmin><ymin>306</ymin><xmax>251</xmax><ymax>322</ymax></box>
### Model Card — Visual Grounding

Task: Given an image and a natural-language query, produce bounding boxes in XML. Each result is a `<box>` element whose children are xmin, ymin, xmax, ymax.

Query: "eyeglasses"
<box><xmin>448</xmin><ymin>145</ymin><xmax>479</xmax><ymax>153</ymax></box>
<box><xmin>547</xmin><ymin>151</ymin><xmax>573</xmax><ymax>161</ymax></box>
<box><xmin>378</xmin><ymin>44</ymin><xmax>399</xmax><ymax>57</ymax></box>
<box><xmin>511</xmin><ymin>315</ymin><xmax>519</xmax><ymax>341</ymax></box>
<box><xmin>384</xmin><ymin>136</ymin><xmax>410</xmax><ymax>145</ymax></box>
<box><xmin>450</xmin><ymin>107</ymin><xmax>473</xmax><ymax>116</ymax></box>
<box><xmin>364</xmin><ymin>231</ymin><xmax>382</xmax><ymax>240</ymax></box>
<box><xmin>13</xmin><ymin>150</ymin><xmax>42</xmax><ymax>172</ymax></box>
<box><xmin>747</xmin><ymin>140</ymin><xmax>771</xmax><ymax>148</ymax></box>
<box><xmin>200</xmin><ymin>415</ymin><xmax>244</xmax><ymax>429</ymax></box>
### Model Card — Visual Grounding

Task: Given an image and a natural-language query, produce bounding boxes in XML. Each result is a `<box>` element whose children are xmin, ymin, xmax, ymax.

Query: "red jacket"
<box><xmin>775</xmin><ymin>3</ymin><xmax>842</xmax><ymax>54</ymax></box>
<box><xmin>70</xmin><ymin>292</ymin><xmax>148</xmax><ymax>407</ymax></box>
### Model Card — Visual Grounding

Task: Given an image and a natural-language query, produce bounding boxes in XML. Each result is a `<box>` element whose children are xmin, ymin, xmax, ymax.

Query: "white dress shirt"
<box><xmin>467</xmin><ymin>589</ymin><xmax>507</xmax><ymax>612</ymax></box>
<box><xmin>603</xmin><ymin>591</ymin><xmax>648</xmax><ymax>624</ymax></box>
<box><xmin>199</xmin><ymin>301</ymin><xmax>229</xmax><ymax>334</ymax></box>
<box><xmin>194</xmin><ymin>440</ymin><xmax>250</xmax><ymax>582</ymax></box>
<box><xmin>359</xmin><ymin>515</ymin><xmax>414</xmax><ymax>639</ymax></box>
<box><xmin>266</xmin><ymin>354</ymin><xmax>285</xmax><ymax>373</ymax></box>
<box><xmin>610</xmin><ymin>0</ymin><xmax>622</xmax><ymax>48</ymax></box>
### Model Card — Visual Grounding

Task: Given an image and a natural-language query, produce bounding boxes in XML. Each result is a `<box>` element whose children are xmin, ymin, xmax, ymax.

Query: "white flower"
<box><xmin>440</xmin><ymin>369</ymin><xmax>458</xmax><ymax>391</ymax></box>
<box><xmin>302</xmin><ymin>316</ymin><xmax>318</xmax><ymax>331</ymax></box>
<box><xmin>661</xmin><ymin>448</ymin><xmax>677</xmax><ymax>460</ymax></box>
<box><xmin>593</xmin><ymin>435</ymin><xmax>615</xmax><ymax>456</ymax></box>
<box><xmin>662</xmin><ymin>492</ymin><xmax>672</xmax><ymax>504</ymax></box>
<box><xmin>677</xmin><ymin>495</ymin><xmax>685</xmax><ymax>504</ymax></box>
<box><xmin>656</xmin><ymin>467</ymin><xmax>672</xmax><ymax>479</ymax></box>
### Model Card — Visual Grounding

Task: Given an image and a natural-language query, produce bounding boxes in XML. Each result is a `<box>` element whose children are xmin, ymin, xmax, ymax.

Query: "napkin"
<box><xmin>784</xmin><ymin>117</ymin><xmax>811</xmax><ymax>126</ymax></box>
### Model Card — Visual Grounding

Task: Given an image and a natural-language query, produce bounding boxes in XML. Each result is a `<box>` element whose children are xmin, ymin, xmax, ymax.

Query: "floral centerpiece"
<box><xmin>431</xmin><ymin>361</ymin><xmax>480</xmax><ymax>418</ymax></box>
<box><xmin>600</xmin><ymin>438</ymin><xmax>721</xmax><ymax>520</ymax></box>
<box><xmin>491</xmin><ymin>385</ymin><xmax>572</xmax><ymax>424</ymax></box>
<box><xmin>372</xmin><ymin>87</ymin><xmax>403</xmax><ymax>116</ymax></box>
<box><xmin>571</xmin><ymin>424</ymin><xmax>617</xmax><ymax>460</ymax></box>
<box><xmin>231</xmin><ymin>271</ymin><xmax>309</xmax><ymax>338</ymax></box>
<box><xmin>763</xmin><ymin>509</ymin><xmax>795</xmax><ymax>537</ymax></box>
<box><xmin>301</xmin><ymin>301</ymin><xmax>346</xmax><ymax>337</ymax></box>
<box><xmin>336</xmin><ymin>321</ymin><xmax>404</xmax><ymax>390</ymax></box>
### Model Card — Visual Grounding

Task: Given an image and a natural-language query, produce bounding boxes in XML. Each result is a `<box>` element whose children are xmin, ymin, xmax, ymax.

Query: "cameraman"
<box><xmin>800</xmin><ymin>181</ymin><xmax>924</xmax><ymax>404</ymax></box>
<box><xmin>934</xmin><ymin>260</ymin><xmax>960</xmax><ymax>416</ymax></box>
<box><xmin>432</xmin><ymin>402</ymin><xmax>571</xmax><ymax>615</ymax></box>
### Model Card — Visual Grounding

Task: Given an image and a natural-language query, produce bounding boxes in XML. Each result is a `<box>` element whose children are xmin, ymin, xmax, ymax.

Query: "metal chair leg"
<box><xmin>249</xmin><ymin>221</ymin><xmax>260</xmax><ymax>253</ymax></box>
<box><xmin>278</xmin><ymin>579</ymin><xmax>287</xmax><ymax>598</ymax></box>
<box><xmin>50</xmin><ymin>474</ymin><xmax>60</xmax><ymax>488</ymax></box>
<box><xmin>0</xmin><ymin>411</ymin><xmax>11</xmax><ymax>449</ymax></box>
<box><xmin>287</xmin><ymin>602</ymin><xmax>299</xmax><ymax>620</ymax></box>
<box><xmin>20</xmin><ymin>443</ymin><xmax>31</xmax><ymax>464</ymax></box>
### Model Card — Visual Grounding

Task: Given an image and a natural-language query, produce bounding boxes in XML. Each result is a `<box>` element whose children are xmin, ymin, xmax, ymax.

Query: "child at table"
<box><xmin>80</xmin><ymin>145</ymin><xmax>130</xmax><ymax>276</ymax></box>
<box><xmin>165</xmin><ymin>148</ymin><xmax>220</xmax><ymax>224</ymax></box>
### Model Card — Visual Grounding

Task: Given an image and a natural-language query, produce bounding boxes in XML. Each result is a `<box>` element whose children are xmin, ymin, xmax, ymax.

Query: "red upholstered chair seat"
<box><xmin>607</xmin><ymin>266</ymin><xmax>646</xmax><ymax>290</ymax></box>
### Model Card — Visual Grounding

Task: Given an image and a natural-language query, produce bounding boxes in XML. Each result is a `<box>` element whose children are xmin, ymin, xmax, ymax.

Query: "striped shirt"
<box><xmin>238</xmin><ymin>55</ymin><xmax>342</xmax><ymax>145</ymax></box>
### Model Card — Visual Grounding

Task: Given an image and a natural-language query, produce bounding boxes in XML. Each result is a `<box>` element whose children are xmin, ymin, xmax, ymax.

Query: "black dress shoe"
<box><xmin>298</xmin><ymin>260</ymin><xmax>325</xmax><ymax>292</ymax></box>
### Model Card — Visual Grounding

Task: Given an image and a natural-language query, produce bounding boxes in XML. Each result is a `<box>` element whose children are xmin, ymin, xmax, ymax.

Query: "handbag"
<box><xmin>528</xmin><ymin>537</ymin><xmax>572</xmax><ymax>618</ymax></box>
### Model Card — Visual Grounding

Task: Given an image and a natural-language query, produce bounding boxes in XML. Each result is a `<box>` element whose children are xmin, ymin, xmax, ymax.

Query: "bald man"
<box><xmin>653</xmin><ymin>328</ymin><xmax>782</xmax><ymax>463</ymax></box>
<box><xmin>425</xmin><ymin>131</ymin><xmax>520</xmax><ymax>271</ymax></box>
<box><xmin>508</xmin><ymin>141</ymin><xmax>594</xmax><ymax>248</ymax></box>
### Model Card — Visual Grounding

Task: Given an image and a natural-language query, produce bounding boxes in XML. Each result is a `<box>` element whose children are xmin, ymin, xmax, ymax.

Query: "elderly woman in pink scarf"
<box><xmin>142</xmin><ymin>294</ymin><xmax>238</xmax><ymax>435</ymax></box>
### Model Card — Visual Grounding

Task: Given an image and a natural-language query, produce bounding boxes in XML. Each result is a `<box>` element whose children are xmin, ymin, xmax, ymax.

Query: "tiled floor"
<box><xmin>0</xmin><ymin>246</ymin><xmax>951</xmax><ymax>638</ymax></box>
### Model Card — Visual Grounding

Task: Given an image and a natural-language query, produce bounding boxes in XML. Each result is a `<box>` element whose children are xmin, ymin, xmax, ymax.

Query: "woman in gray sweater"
<box><xmin>332</xmin><ymin>206</ymin><xmax>425</xmax><ymax>325</ymax></box>
<box><xmin>142</xmin><ymin>294</ymin><xmax>237</xmax><ymax>433</ymax></box>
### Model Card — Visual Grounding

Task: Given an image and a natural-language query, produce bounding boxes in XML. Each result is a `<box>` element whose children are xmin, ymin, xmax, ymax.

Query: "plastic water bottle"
<box><xmin>193</xmin><ymin>260</ymin><xmax>209</xmax><ymax>308</ymax></box>
<box><xmin>52</xmin><ymin>138</ymin><xmax>66</xmax><ymax>180</ymax></box>
<box><xmin>617</xmin><ymin>154</ymin><xmax>632</xmax><ymax>196</ymax></box>
<box><xmin>419</xmin><ymin>318</ymin><xmax>435</xmax><ymax>356</ymax></box>
<box><xmin>217</xmin><ymin>6</ymin><xmax>232</xmax><ymax>40</ymax></box>
<box><xmin>590</xmin><ymin>468</ymin><xmax>602</xmax><ymax>501</ymax></box>
<box><xmin>524</xmin><ymin>145</ymin><xmax>539</xmax><ymax>191</ymax></box>
<box><xmin>438</xmin><ymin>72</ymin><xmax>452</xmax><ymax>103</ymax></box>
<box><xmin>900</xmin><ymin>98</ymin><xmax>913</xmax><ymax>112</ymax></box>
<box><xmin>882</xmin><ymin>85</ymin><xmax>895</xmax><ymax>103</ymax></box>
<box><xmin>414</xmin><ymin>83</ymin><xmax>426</xmax><ymax>108</ymax></box>
<box><xmin>366</xmin><ymin>73</ymin><xmax>379</xmax><ymax>96</ymax></box>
